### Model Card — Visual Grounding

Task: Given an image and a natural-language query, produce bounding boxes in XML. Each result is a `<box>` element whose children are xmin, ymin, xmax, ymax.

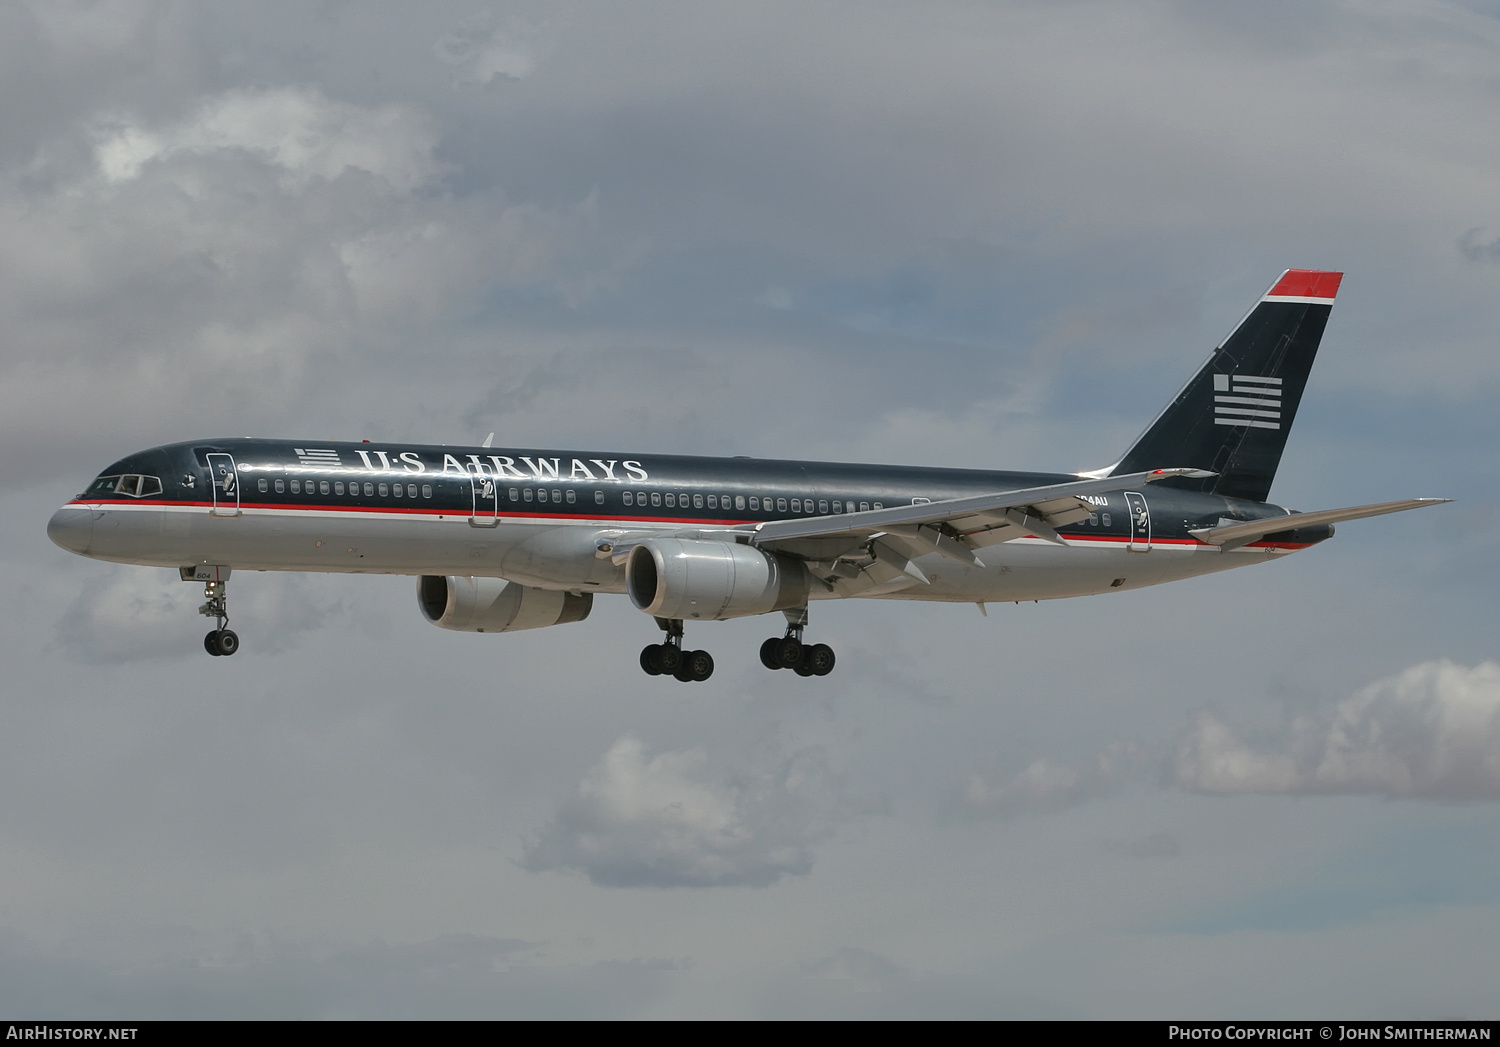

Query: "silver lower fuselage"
<box><xmin>48</xmin><ymin>500</ymin><xmax>1293</xmax><ymax>605</ymax></box>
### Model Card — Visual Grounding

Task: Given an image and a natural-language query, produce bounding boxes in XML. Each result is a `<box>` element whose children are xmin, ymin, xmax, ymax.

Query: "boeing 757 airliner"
<box><xmin>47</xmin><ymin>270</ymin><xmax>1447</xmax><ymax>681</ymax></box>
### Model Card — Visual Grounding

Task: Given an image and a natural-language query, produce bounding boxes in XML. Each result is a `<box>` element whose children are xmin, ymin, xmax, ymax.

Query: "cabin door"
<box><xmin>469</xmin><ymin>465</ymin><xmax>500</xmax><ymax>527</ymax></box>
<box><xmin>1124</xmin><ymin>491</ymin><xmax>1150</xmax><ymax>552</ymax></box>
<box><xmin>206</xmin><ymin>453</ymin><xmax>241</xmax><ymax>517</ymax></box>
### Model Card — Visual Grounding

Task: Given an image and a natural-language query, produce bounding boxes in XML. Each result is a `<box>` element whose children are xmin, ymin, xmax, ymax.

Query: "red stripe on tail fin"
<box><xmin>1267</xmin><ymin>269</ymin><xmax>1343</xmax><ymax>299</ymax></box>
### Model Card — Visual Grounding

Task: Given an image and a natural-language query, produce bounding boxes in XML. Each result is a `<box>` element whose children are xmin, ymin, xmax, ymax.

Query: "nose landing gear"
<box><xmin>640</xmin><ymin>617</ymin><xmax>714</xmax><ymax>682</ymax></box>
<box><xmin>184</xmin><ymin>566</ymin><xmax>239</xmax><ymax>657</ymax></box>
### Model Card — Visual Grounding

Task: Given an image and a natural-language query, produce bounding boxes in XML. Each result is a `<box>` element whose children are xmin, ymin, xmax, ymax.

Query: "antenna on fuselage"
<box><xmin>482</xmin><ymin>433</ymin><xmax>495</xmax><ymax>448</ymax></box>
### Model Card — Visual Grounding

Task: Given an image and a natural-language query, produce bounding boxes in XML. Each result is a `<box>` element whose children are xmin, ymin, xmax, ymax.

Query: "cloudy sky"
<box><xmin>3</xmin><ymin>0</ymin><xmax>1499</xmax><ymax>1018</ymax></box>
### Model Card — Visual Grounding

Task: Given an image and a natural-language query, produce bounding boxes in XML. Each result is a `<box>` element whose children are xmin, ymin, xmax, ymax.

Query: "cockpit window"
<box><xmin>85</xmin><ymin>474</ymin><xmax>162</xmax><ymax>498</ymax></box>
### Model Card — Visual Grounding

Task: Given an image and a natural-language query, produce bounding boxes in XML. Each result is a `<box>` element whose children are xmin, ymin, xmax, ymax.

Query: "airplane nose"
<box><xmin>47</xmin><ymin>505</ymin><xmax>94</xmax><ymax>555</ymax></box>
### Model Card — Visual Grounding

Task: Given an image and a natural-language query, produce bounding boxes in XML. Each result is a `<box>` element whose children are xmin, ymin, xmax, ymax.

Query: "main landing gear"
<box><xmin>759</xmin><ymin>607</ymin><xmax>835</xmax><ymax>677</ymax></box>
<box><xmin>191</xmin><ymin>570</ymin><xmax>239</xmax><ymax>657</ymax></box>
<box><xmin>637</xmin><ymin>610</ymin><xmax>836</xmax><ymax>682</ymax></box>
<box><xmin>640</xmin><ymin>617</ymin><xmax>715</xmax><ymax>683</ymax></box>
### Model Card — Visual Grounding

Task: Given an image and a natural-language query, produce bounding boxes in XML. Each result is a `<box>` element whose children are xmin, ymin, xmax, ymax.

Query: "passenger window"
<box><xmin>334</xmin><ymin>482</ymin><xmax>344</xmax><ymax>495</ymax></box>
<box><xmin>1089</xmin><ymin>513</ymin><xmax>1098</xmax><ymax>526</ymax></box>
<box><xmin>422</xmin><ymin>485</ymin><xmax>432</xmax><ymax>499</ymax></box>
<box><xmin>748</xmin><ymin>497</ymin><xmax>758</xmax><ymax>510</ymax></box>
<box><xmin>290</xmin><ymin>479</ymin><xmax>301</xmax><ymax>494</ymax></box>
<box><xmin>873</xmin><ymin>502</ymin><xmax>883</xmax><ymax>510</ymax></box>
<box><xmin>508</xmin><ymin>488</ymin><xmax>518</xmax><ymax>501</ymax></box>
<box><xmin>651</xmin><ymin>492</ymin><xmax>661</xmax><ymax>507</ymax></box>
<box><xmin>258</xmin><ymin>478</ymin><xmax>268</xmax><ymax>493</ymax></box>
<box><xmin>818</xmin><ymin>500</ymin><xmax>828</xmax><ymax>513</ymax></box>
<box><xmin>363</xmin><ymin>483</ymin><xmax>374</xmax><ymax>497</ymax></box>
<box><xmin>860</xmin><ymin>502</ymin><xmax>869</xmax><ymax>512</ymax></box>
<box><xmin>378</xmin><ymin>483</ymin><xmax>389</xmax><ymax>497</ymax></box>
<box><xmin>777</xmin><ymin>498</ymin><xmax>787</xmax><ymax>512</ymax></box>
<box><xmin>275</xmin><ymin>479</ymin><xmax>285</xmax><ymax>494</ymax></box>
<box><xmin>791</xmin><ymin>498</ymin><xmax>801</xmax><ymax>512</ymax></box>
<box><xmin>694</xmin><ymin>494</ymin><xmax>704</xmax><ymax>509</ymax></box>
<box><xmin>393</xmin><ymin>484</ymin><xmax>403</xmax><ymax>498</ymax></box>
<box><xmin>595</xmin><ymin>490</ymin><xmax>604</xmax><ymax>505</ymax></box>
<box><xmin>832</xmin><ymin>501</ymin><xmax>842</xmax><ymax>514</ymax></box>
<box><xmin>707</xmin><ymin>495</ymin><xmax>717</xmax><ymax>509</ymax></box>
<box><xmin>623</xmin><ymin>490</ymin><xmax>633</xmax><ymax>506</ymax></box>
<box><xmin>736</xmin><ymin>495</ymin><xmax>746</xmax><ymax>510</ymax></box>
<box><xmin>1102</xmin><ymin>513</ymin><xmax>1111</xmax><ymax>527</ymax></box>
<box><xmin>665</xmin><ymin>493</ymin><xmax>675</xmax><ymax>507</ymax></box>
<box><xmin>552</xmin><ymin>489</ymin><xmax>562</xmax><ymax>503</ymax></box>
<box><xmin>566</xmin><ymin>489</ymin><xmax>576</xmax><ymax>504</ymax></box>
<box><xmin>524</xmin><ymin>488</ymin><xmax>533</xmax><ymax>502</ymax></box>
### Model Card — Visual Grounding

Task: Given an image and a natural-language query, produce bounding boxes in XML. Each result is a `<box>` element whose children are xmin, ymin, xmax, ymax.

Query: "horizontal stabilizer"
<box><xmin>1189</xmin><ymin>498</ymin><xmax>1451</xmax><ymax>549</ymax></box>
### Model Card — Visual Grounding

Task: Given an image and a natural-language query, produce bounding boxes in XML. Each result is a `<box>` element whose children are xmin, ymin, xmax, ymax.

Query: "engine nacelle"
<box><xmin>625</xmin><ymin>539</ymin><xmax>809</xmax><ymax>621</ymax></box>
<box><xmin>417</xmin><ymin>576</ymin><xmax>592</xmax><ymax>633</ymax></box>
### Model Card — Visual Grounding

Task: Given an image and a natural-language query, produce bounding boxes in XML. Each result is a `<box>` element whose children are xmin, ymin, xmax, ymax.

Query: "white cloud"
<box><xmin>94</xmin><ymin>87</ymin><xmax>440</xmax><ymax>191</ymax></box>
<box><xmin>522</xmin><ymin>735</ymin><xmax>830</xmax><ymax>887</ymax></box>
<box><xmin>1176</xmin><ymin>661</ymin><xmax>1500</xmax><ymax>801</ymax></box>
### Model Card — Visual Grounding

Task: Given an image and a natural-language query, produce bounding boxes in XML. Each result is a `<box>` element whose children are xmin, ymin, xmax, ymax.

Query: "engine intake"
<box><xmin>418</xmin><ymin>576</ymin><xmax>592</xmax><ymax>633</ymax></box>
<box><xmin>625</xmin><ymin>539</ymin><xmax>809</xmax><ymax>620</ymax></box>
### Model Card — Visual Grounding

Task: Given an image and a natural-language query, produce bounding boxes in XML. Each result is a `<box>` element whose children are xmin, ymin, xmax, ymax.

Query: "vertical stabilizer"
<box><xmin>1109</xmin><ymin>269</ymin><xmax>1342</xmax><ymax>502</ymax></box>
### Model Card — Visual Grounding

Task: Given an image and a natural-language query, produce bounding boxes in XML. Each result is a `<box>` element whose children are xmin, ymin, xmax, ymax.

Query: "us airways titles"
<box><xmin>327</xmin><ymin>449</ymin><xmax>650</xmax><ymax>482</ymax></box>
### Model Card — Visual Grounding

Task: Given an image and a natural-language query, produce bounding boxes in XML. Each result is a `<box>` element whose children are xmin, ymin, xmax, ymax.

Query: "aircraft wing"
<box><xmin>1188</xmin><ymin>497</ymin><xmax>1451</xmax><ymax>551</ymax></box>
<box><xmin>749</xmin><ymin>467</ymin><xmax>1214</xmax><ymax>573</ymax></box>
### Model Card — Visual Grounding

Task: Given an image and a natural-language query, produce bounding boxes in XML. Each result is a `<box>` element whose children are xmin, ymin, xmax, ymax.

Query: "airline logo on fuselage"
<box><xmin>1212</xmin><ymin>373</ymin><xmax>1281</xmax><ymax>430</ymax></box>
<box><xmin>285</xmin><ymin>447</ymin><xmax>650</xmax><ymax>482</ymax></box>
<box><xmin>294</xmin><ymin>447</ymin><xmax>342</xmax><ymax>467</ymax></box>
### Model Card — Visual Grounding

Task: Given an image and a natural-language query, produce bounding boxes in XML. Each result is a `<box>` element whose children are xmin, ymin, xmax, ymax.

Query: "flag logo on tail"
<box><xmin>294</xmin><ymin>447</ymin><xmax>342</xmax><ymax>466</ymax></box>
<box><xmin>1213</xmin><ymin>374</ymin><xmax>1281</xmax><ymax>430</ymax></box>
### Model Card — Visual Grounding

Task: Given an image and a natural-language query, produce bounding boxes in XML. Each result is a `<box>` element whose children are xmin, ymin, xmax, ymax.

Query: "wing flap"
<box><xmin>752</xmin><ymin>467</ymin><xmax>1213</xmax><ymax>549</ymax></box>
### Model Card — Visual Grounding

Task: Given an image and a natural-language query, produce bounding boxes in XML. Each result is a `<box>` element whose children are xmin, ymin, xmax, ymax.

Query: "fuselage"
<box><xmin>47</xmin><ymin>437</ymin><xmax>1329</xmax><ymax>605</ymax></box>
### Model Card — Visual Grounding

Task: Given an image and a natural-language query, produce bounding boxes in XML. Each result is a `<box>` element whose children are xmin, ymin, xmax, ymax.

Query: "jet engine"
<box><xmin>625</xmin><ymin>538</ymin><xmax>809</xmax><ymax>620</ymax></box>
<box><xmin>417</xmin><ymin>575</ymin><xmax>592</xmax><ymax>633</ymax></box>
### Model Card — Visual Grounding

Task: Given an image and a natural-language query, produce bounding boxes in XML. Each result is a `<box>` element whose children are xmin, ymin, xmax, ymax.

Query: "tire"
<box><xmin>759</xmin><ymin>637</ymin><xmax>782</xmax><ymax>670</ymax></box>
<box><xmin>213</xmin><ymin>629</ymin><xmax>240</xmax><ymax>656</ymax></box>
<box><xmin>686</xmin><ymin>649</ymin><xmax>715</xmax><ymax>682</ymax></box>
<box><xmin>794</xmin><ymin>663</ymin><xmax>815</xmax><ymax>677</ymax></box>
<box><xmin>673</xmin><ymin>661</ymin><xmax>695</xmax><ymax>682</ymax></box>
<box><xmin>775</xmin><ymin>637</ymin><xmax>803</xmax><ymax>668</ymax></box>
<box><xmin>659</xmin><ymin>645</ymin><xmax>684</xmax><ymax>673</ymax></box>
<box><xmin>807</xmin><ymin>643</ymin><xmax>835</xmax><ymax>676</ymax></box>
<box><xmin>639</xmin><ymin>644</ymin><xmax>664</xmax><ymax>675</ymax></box>
<box><xmin>204</xmin><ymin>630</ymin><xmax>223</xmax><ymax>656</ymax></box>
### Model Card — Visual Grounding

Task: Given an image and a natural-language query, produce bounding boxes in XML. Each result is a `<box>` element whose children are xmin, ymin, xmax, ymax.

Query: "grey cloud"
<box><xmin>433</xmin><ymin>12</ymin><xmax>546</xmax><ymax>85</ymax></box>
<box><xmin>1458</xmin><ymin>228</ymin><xmax>1500</xmax><ymax>264</ymax></box>
<box><xmin>55</xmin><ymin>565</ymin><xmax>351</xmax><ymax>663</ymax></box>
<box><xmin>1175</xmin><ymin>661</ymin><xmax>1500</xmax><ymax>801</ymax></box>
<box><xmin>957</xmin><ymin>741</ymin><xmax>1145</xmax><ymax>818</ymax></box>
<box><xmin>1103</xmin><ymin>831</ymin><xmax>1181</xmax><ymax>859</ymax></box>
<box><xmin>0</xmin><ymin>81</ymin><xmax>631</xmax><ymax>486</ymax></box>
<box><xmin>0</xmin><ymin>928</ymin><xmax>680</xmax><ymax>1020</ymax></box>
<box><xmin>521</xmin><ymin>734</ymin><xmax>832</xmax><ymax>887</ymax></box>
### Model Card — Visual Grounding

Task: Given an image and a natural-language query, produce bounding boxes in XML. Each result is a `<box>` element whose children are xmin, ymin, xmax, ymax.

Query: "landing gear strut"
<box><xmin>640</xmin><ymin>617</ymin><xmax>714</xmax><ymax>683</ymax></box>
<box><xmin>759</xmin><ymin>607</ymin><xmax>834</xmax><ymax>676</ymax></box>
<box><xmin>186</xmin><ymin>567</ymin><xmax>239</xmax><ymax>657</ymax></box>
